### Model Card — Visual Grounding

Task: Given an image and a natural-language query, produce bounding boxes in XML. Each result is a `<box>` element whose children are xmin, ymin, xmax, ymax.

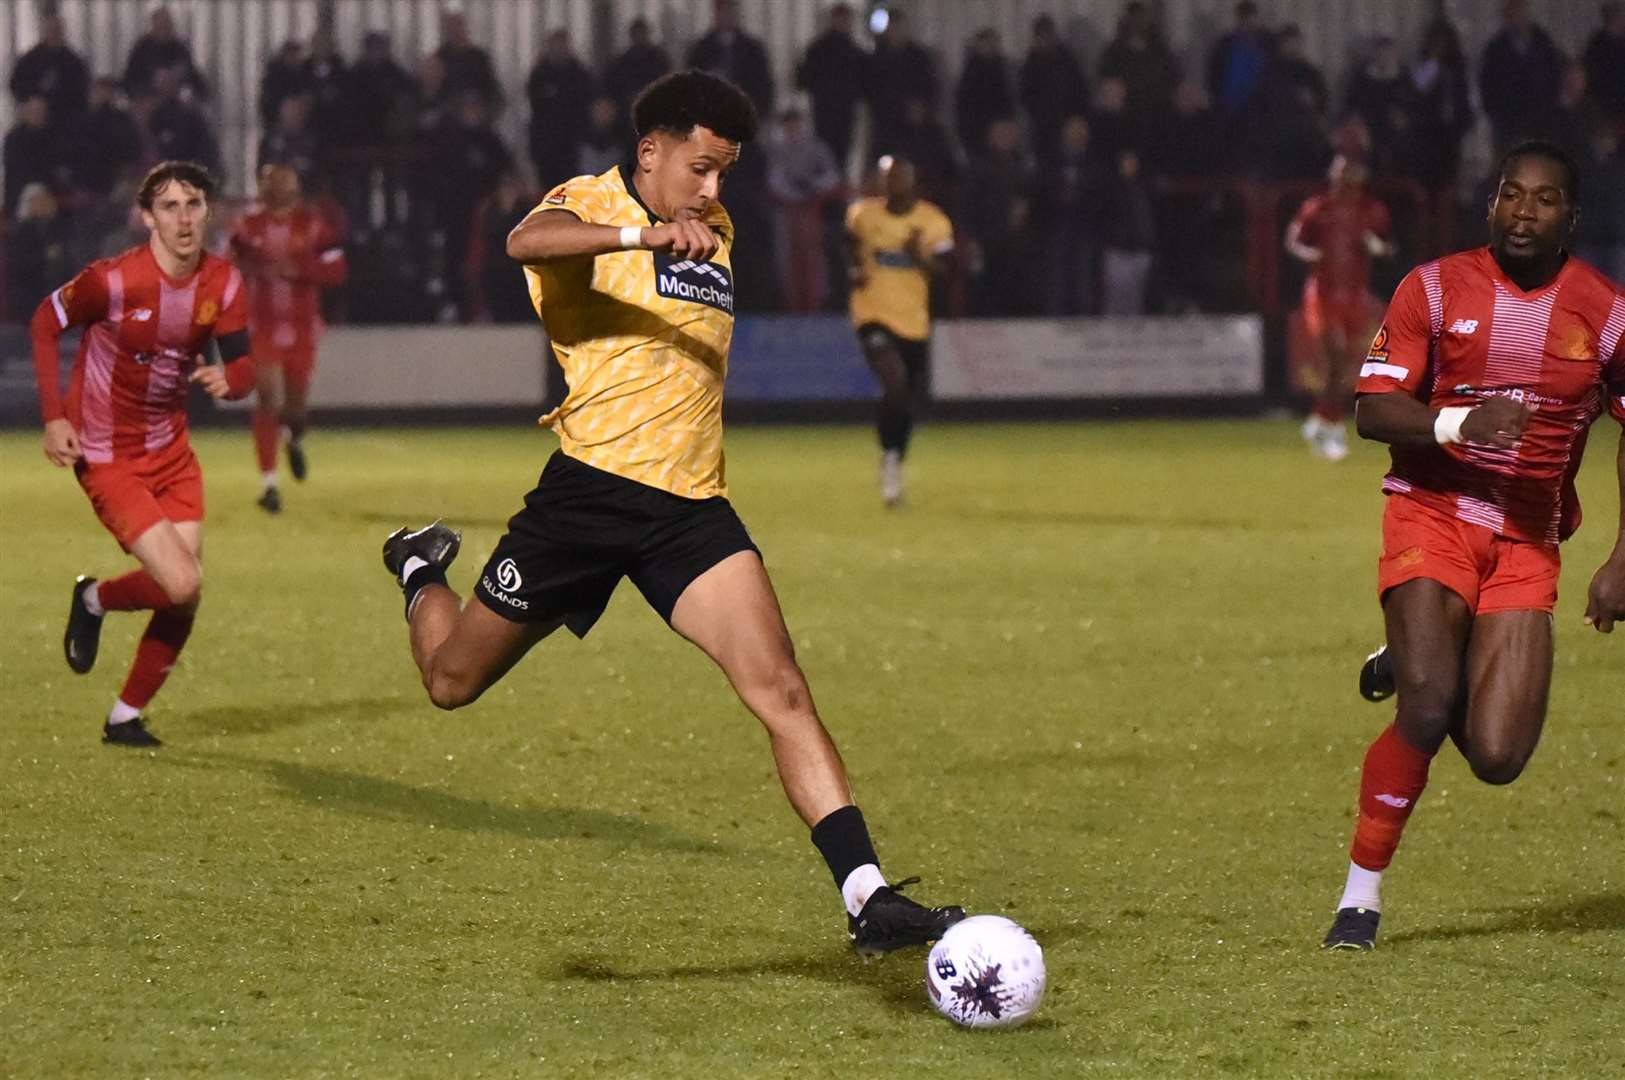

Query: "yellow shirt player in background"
<box><xmin>846</xmin><ymin>156</ymin><xmax>954</xmax><ymax>506</ymax></box>
<box><xmin>377</xmin><ymin>71</ymin><xmax>963</xmax><ymax>957</ymax></box>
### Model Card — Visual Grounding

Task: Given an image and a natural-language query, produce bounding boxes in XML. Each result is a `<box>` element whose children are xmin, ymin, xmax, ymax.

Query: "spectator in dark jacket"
<box><xmin>347</xmin><ymin>32</ymin><xmax>419</xmax><ymax>147</ymax></box>
<box><xmin>1346</xmin><ymin>36</ymin><xmax>1408</xmax><ymax>167</ymax></box>
<box><xmin>9</xmin><ymin>13</ymin><xmax>89</xmax><ymax>120</ymax></box>
<box><xmin>527</xmin><ymin>29</ymin><xmax>595</xmax><ymax>192</ymax></box>
<box><xmin>1019</xmin><ymin>14</ymin><xmax>1089</xmax><ymax>165</ymax></box>
<box><xmin>961</xmin><ymin>116</ymin><xmax>1035</xmax><ymax>316</ymax></box>
<box><xmin>1206</xmin><ymin>1</ymin><xmax>1271</xmax><ymax>118</ymax></box>
<box><xmin>1582</xmin><ymin>4</ymin><xmax>1625</xmax><ymax>124</ymax></box>
<box><xmin>421</xmin><ymin>92</ymin><xmax>515</xmax><ymax>320</ymax></box>
<box><xmin>578</xmin><ymin>97</ymin><xmax>626</xmax><ymax>178</ymax></box>
<box><xmin>878</xmin><ymin>94</ymin><xmax>959</xmax><ymax>209</ymax></box>
<box><xmin>261</xmin><ymin>40</ymin><xmax>312</xmax><ymax>128</ymax></box>
<box><xmin>124</xmin><ymin>6</ymin><xmax>207</xmax><ymax>100</ymax></box>
<box><xmin>1100</xmin><ymin>149</ymin><xmax>1157</xmax><ymax>314</ymax></box>
<box><xmin>259</xmin><ymin>93</ymin><xmax>319</xmax><ymax>179</ymax></box>
<box><xmin>68</xmin><ymin>77</ymin><xmax>144</xmax><ymax>198</ymax></box>
<box><xmin>1097</xmin><ymin>2</ymin><xmax>1179</xmax><ymax>126</ymax></box>
<box><xmin>4</xmin><ymin>97</ymin><xmax>61</xmax><ymax>218</ymax></box>
<box><xmin>1477</xmin><ymin>0</ymin><xmax>1564</xmax><ymax>153</ymax></box>
<box><xmin>604</xmin><ymin>18</ymin><xmax>672</xmax><ymax>125</ymax></box>
<box><xmin>955</xmin><ymin>29</ymin><xmax>1015</xmax><ymax>158</ymax></box>
<box><xmin>10</xmin><ymin>183</ymin><xmax>76</xmax><ymax>316</ymax></box>
<box><xmin>435</xmin><ymin>10</ymin><xmax>503</xmax><ymax>113</ymax></box>
<box><xmin>1036</xmin><ymin>115</ymin><xmax>1108</xmax><ymax>314</ymax></box>
<box><xmin>797</xmin><ymin>3</ymin><xmax>867</xmax><ymax>168</ymax></box>
<box><xmin>687</xmin><ymin>0</ymin><xmax>775</xmax><ymax>117</ymax></box>
<box><xmin>1400</xmin><ymin>18</ymin><xmax>1474</xmax><ymax>193</ymax></box>
<box><xmin>867</xmin><ymin>9</ymin><xmax>938</xmax><ymax>161</ymax></box>
<box><xmin>303</xmin><ymin>26</ymin><xmax>349</xmax><ymax>148</ymax></box>
<box><xmin>144</xmin><ymin>65</ymin><xmax>220</xmax><ymax>175</ymax></box>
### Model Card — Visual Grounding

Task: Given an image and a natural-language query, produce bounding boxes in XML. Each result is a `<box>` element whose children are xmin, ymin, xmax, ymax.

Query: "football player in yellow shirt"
<box><xmin>845</xmin><ymin>156</ymin><xmax>955</xmax><ymax>505</ymax></box>
<box><xmin>379</xmin><ymin>72</ymin><xmax>962</xmax><ymax>955</ymax></box>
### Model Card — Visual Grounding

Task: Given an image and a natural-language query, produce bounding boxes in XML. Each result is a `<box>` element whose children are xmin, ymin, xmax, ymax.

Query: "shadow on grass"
<box><xmin>153</xmin><ymin>749</ymin><xmax>727</xmax><ymax>855</ymax></box>
<box><xmin>176</xmin><ymin>696</ymin><xmax>407</xmax><ymax>736</ymax></box>
<box><xmin>1387</xmin><ymin>892</ymin><xmax>1625</xmax><ymax>945</ymax></box>
<box><xmin>552</xmin><ymin>920</ymin><xmax>1086</xmax><ymax>1019</ymax></box>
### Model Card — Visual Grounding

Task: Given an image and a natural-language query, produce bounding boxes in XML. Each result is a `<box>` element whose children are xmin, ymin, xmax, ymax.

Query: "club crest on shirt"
<box><xmin>1365</xmin><ymin>324</ymin><xmax>1389</xmax><ymax>360</ymax></box>
<box><xmin>654</xmin><ymin>253</ymin><xmax>734</xmax><ymax>315</ymax></box>
<box><xmin>1558</xmin><ymin>323</ymin><xmax>1595</xmax><ymax>361</ymax></box>
<box><xmin>195</xmin><ymin>299</ymin><xmax>219</xmax><ymax>326</ymax></box>
<box><xmin>545</xmin><ymin>188</ymin><xmax>568</xmax><ymax>205</ymax></box>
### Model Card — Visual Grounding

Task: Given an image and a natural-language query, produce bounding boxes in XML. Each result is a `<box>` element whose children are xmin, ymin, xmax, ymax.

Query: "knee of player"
<box><xmin>163</xmin><ymin>565</ymin><xmax>203</xmax><ymax>608</ymax></box>
<box><xmin>1395</xmin><ymin>670</ymin><xmax>1461</xmax><ymax>720</ymax></box>
<box><xmin>1467</xmin><ymin>742</ymin><xmax>1530</xmax><ymax>786</ymax></box>
<box><xmin>424</xmin><ymin>664</ymin><xmax>480</xmax><ymax>711</ymax></box>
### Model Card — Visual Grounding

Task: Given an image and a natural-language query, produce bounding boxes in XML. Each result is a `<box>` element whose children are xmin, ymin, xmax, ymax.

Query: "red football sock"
<box><xmin>253</xmin><ymin>406</ymin><xmax>280</xmax><ymax>474</ymax></box>
<box><xmin>1315</xmin><ymin>399</ymin><xmax>1347</xmax><ymax>423</ymax></box>
<box><xmin>1350</xmin><ymin>724</ymin><xmax>1434</xmax><ymax>871</ymax></box>
<box><xmin>117</xmin><ymin>607</ymin><xmax>195</xmax><ymax>710</ymax></box>
<box><xmin>97</xmin><ymin>569</ymin><xmax>170</xmax><ymax>612</ymax></box>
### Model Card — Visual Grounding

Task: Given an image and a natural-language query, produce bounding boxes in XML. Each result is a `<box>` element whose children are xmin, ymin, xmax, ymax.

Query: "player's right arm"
<box><xmin>1284</xmin><ymin>199</ymin><xmax>1321</xmax><ymax>264</ymax></box>
<box><xmin>1354</xmin><ymin>268</ymin><xmax>1534</xmax><ymax>449</ymax></box>
<box><xmin>507</xmin><ymin>209</ymin><xmax>721</xmax><ymax>263</ymax></box>
<box><xmin>30</xmin><ymin>266</ymin><xmax>109</xmax><ymax>466</ymax></box>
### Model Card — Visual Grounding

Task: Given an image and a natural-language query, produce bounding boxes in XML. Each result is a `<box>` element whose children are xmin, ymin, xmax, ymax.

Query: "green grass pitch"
<box><xmin>2</xmin><ymin>419</ymin><xmax>1621</xmax><ymax>1078</ymax></box>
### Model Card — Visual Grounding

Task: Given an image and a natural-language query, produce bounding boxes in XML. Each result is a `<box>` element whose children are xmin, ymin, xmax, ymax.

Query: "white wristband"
<box><xmin>1434</xmin><ymin>405</ymin><xmax>1472</xmax><ymax>445</ymax></box>
<box><xmin>619</xmin><ymin>225</ymin><xmax>644</xmax><ymax>250</ymax></box>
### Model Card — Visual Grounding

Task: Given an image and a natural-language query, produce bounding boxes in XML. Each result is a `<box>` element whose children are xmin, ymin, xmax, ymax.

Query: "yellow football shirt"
<box><xmin>523</xmin><ymin>165</ymin><xmax>737</xmax><ymax>499</ymax></box>
<box><xmin>846</xmin><ymin>196</ymin><xmax>954</xmax><ymax>342</ymax></box>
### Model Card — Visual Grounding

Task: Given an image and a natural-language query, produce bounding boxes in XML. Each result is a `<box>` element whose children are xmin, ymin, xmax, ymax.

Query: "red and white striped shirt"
<box><xmin>230</xmin><ymin>205</ymin><xmax>347</xmax><ymax>352</ymax></box>
<box><xmin>32</xmin><ymin>244</ymin><xmax>252</xmax><ymax>464</ymax></box>
<box><xmin>1357</xmin><ymin>248</ymin><xmax>1625</xmax><ymax>544</ymax></box>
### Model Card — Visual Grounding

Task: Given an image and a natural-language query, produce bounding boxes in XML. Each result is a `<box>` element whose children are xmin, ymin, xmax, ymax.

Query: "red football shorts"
<box><xmin>1303</xmin><ymin>281</ymin><xmax>1375</xmax><ymax>343</ymax></box>
<box><xmin>258</xmin><ymin>344</ymin><xmax>316</xmax><ymax>390</ymax></box>
<box><xmin>1377</xmin><ymin>494</ymin><xmax>1560</xmax><ymax>614</ymax></box>
<box><xmin>75</xmin><ymin>438</ymin><xmax>205</xmax><ymax>551</ymax></box>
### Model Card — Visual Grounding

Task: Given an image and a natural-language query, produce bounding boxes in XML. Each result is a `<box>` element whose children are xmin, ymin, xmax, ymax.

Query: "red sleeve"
<box><xmin>216</xmin><ymin>265</ymin><xmax>248</xmax><ymax>336</ymax></box>
<box><xmin>1290</xmin><ymin>197</ymin><xmax>1321</xmax><ymax>245</ymax></box>
<box><xmin>303</xmin><ymin>221</ymin><xmax>348</xmax><ymax>288</ymax></box>
<box><xmin>30</xmin><ymin>265</ymin><xmax>109</xmax><ymax>423</ymax></box>
<box><xmin>1355</xmin><ymin>268</ymin><xmax>1433</xmax><ymax>398</ymax></box>
<box><xmin>1606</xmin><ymin>324</ymin><xmax>1625</xmax><ymax>427</ymax></box>
<box><xmin>1367</xmin><ymin>198</ymin><xmax>1391</xmax><ymax>238</ymax></box>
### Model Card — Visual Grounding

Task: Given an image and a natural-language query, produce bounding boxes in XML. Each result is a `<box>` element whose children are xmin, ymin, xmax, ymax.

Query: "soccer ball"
<box><xmin>925</xmin><ymin>915</ymin><xmax>1045</xmax><ymax>1028</ymax></box>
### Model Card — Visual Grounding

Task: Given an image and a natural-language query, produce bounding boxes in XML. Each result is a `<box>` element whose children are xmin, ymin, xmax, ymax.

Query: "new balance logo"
<box><xmin>1447</xmin><ymin>319</ymin><xmax>1479</xmax><ymax>334</ymax></box>
<box><xmin>128</xmin><ymin>308</ymin><xmax>154</xmax><ymax>322</ymax></box>
<box><xmin>1374</xmin><ymin>793</ymin><xmax>1411</xmax><ymax>808</ymax></box>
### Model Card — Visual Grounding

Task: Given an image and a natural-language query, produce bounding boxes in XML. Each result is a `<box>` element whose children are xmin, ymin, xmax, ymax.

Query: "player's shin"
<box><xmin>252</xmin><ymin>407</ymin><xmax>280</xmax><ymax>479</ymax></box>
<box><xmin>114</xmin><ymin>606</ymin><xmax>195</xmax><ymax>716</ymax></box>
<box><xmin>1342</xmin><ymin>723</ymin><xmax>1434</xmax><ymax>909</ymax></box>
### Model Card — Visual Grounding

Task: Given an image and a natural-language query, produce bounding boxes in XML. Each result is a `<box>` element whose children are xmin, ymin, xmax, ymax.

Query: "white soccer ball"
<box><xmin>925</xmin><ymin>915</ymin><xmax>1045</xmax><ymax>1028</ymax></box>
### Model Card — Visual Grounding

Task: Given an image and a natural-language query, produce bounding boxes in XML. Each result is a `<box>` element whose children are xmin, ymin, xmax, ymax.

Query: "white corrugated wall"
<box><xmin>0</xmin><ymin>0</ymin><xmax>1603</xmax><ymax>195</ymax></box>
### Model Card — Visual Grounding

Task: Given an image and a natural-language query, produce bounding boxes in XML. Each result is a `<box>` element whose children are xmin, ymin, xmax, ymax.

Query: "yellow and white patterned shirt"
<box><xmin>524</xmin><ymin>165</ymin><xmax>736</xmax><ymax>498</ymax></box>
<box><xmin>846</xmin><ymin>196</ymin><xmax>954</xmax><ymax>343</ymax></box>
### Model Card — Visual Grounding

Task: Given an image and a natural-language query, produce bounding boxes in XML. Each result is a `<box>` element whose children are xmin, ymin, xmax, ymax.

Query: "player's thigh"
<box><xmin>283</xmin><ymin>350</ymin><xmax>315</xmax><ymax>406</ymax></box>
<box><xmin>859</xmin><ymin>330</ymin><xmax>909</xmax><ymax>397</ymax></box>
<box><xmin>255</xmin><ymin>360</ymin><xmax>286</xmax><ymax>409</ymax></box>
<box><xmin>1382</xmin><ymin>577</ymin><xmax>1473</xmax><ymax>712</ymax></box>
<box><xmin>429</xmin><ymin>600</ymin><xmax>562</xmax><ymax>700</ymax></box>
<box><xmin>669</xmin><ymin>550</ymin><xmax>798</xmax><ymax>679</ymax></box>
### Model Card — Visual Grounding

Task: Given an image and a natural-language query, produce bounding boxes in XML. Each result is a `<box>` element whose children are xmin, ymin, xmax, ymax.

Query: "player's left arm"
<box><xmin>1583</xmin><ymin>357</ymin><xmax>1625</xmax><ymax>633</ymax></box>
<box><xmin>1362</xmin><ymin>200</ymin><xmax>1396</xmax><ymax>258</ymax></box>
<box><xmin>190</xmin><ymin>270</ymin><xmax>256</xmax><ymax>400</ymax></box>
<box><xmin>1284</xmin><ymin>201</ymin><xmax>1321</xmax><ymax>264</ymax></box>
<box><xmin>907</xmin><ymin>207</ymin><xmax>955</xmax><ymax>278</ymax></box>
<box><xmin>303</xmin><ymin>222</ymin><xmax>349</xmax><ymax>288</ymax></box>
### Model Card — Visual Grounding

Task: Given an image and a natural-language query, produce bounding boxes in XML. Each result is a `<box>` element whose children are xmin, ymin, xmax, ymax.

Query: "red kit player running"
<box><xmin>31</xmin><ymin>161</ymin><xmax>256</xmax><ymax>747</ymax></box>
<box><xmin>1324</xmin><ymin>142</ymin><xmax>1625</xmax><ymax>950</ymax></box>
<box><xmin>231</xmin><ymin>163</ymin><xmax>347</xmax><ymax>512</ymax></box>
<box><xmin>1286</xmin><ymin>155</ymin><xmax>1395</xmax><ymax>461</ymax></box>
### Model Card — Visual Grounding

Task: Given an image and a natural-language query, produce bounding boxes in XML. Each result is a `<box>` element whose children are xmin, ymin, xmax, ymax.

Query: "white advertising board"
<box><xmin>931</xmin><ymin>316</ymin><xmax>1265</xmax><ymax>400</ymax></box>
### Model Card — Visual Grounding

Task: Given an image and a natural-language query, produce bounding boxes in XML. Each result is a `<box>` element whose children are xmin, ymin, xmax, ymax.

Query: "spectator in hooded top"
<box><xmin>1400</xmin><ymin>17</ymin><xmax>1474</xmax><ymax>194</ymax></box>
<box><xmin>124</xmin><ymin>6</ymin><xmax>207</xmax><ymax>100</ymax></box>
<box><xmin>796</xmin><ymin>3</ymin><xmax>867</xmax><ymax>169</ymax></box>
<box><xmin>261</xmin><ymin>39</ymin><xmax>313</xmax><ymax>128</ymax></box>
<box><xmin>1096</xmin><ymin>1</ymin><xmax>1179</xmax><ymax>127</ymax></box>
<box><xmin>578</xmin><ymin>96</ymin><xmax>626</xmax><ymax>178</ymax></box>
<box><xmin>527</xmin><ymin>28</ymin><xmax>595</xmax><ymax>192</ymax></box>
<box><xmin>955</xmin><ymin>29</ymin><xmax>1016</xmax><ymax>158</ymax></box>
<box><xmin>687</xmin><ymin>0</ymin><xmax>775</xmax><ymax>118</ymax></box>
<box><xmin>435</xmin><ymin>10</ymin><xmax>503</xmax><ymax>113</ymax></box>
<box><xmin>346</xmin><ymin>31</ymin><xmax>419</xmax><ymax>148</ymax></box>
<box><xmin>67</xmin><ymin>77</ymin><xmax>144</xmax><ymax>199</ymax></box>
<box><xmin>961</xmin><ymin>115</ymin><xmax>1036</xmax><ymax>316</ymax></box>
<box><xmin>867</xmin><ymin>9</ymin><xmax>939</xmax><ymax>162</ymax></box>
<box><xmin>143</xmin><ymin>64</ymin><xmax>219</xmax><ymax>175</ymax></box>
<box><xmin>9</xmin><ymin>13</ymin><xmax>89</xmax><ymax>121</ymax></box>
<box><xmin>1019</xmin><ymin>14</ymin><xmax>1090</xmax><ymax>165</ymax></box>
<box><xmin>1477</xmin><ymin>0</ymin><xmax>1564</xmax><ymax>153</ymax></box>
<box><xmin>1582</xmin><ymin>4</ymin><xmax>1625</xmax><ymax>125</ymax></box>
<box><xmin>604</xmin><ymin>18</ymin><xmax>672</xmax><ymax>128</ymax></box>
<box><xmin>1206</xmin><ymin>1</ymin><xmax>1271</xmax><ymax>119</ymax></box>
<box><xmin>1345</xmin><ymin>36</ymin><xmax>1408</xmax><ymax>168</ymax></box>
<box><xmin>4</xmin><ymin>97</ymin><xmax>61</xmax><ymax>218</ymax></box>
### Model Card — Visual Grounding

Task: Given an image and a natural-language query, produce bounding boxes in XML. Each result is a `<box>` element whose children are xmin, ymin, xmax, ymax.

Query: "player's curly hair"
<box><xmin>1497</xmin><ymin>140</ymin><xmax>1581</xmax><ymax>205</ymax></box>
<box><xmin>632</xmin><ymin>70</ymin><xmax>758</xmax><ymax>144</ymax></box>
<box><xmin>137</xmin><ymin>160</ymin><xmax>218</xmax><ymax>208</ymax></box>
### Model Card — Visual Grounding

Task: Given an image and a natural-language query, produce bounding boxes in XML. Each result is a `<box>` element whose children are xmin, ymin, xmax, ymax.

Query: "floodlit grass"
<box><xmin>2</xmin><ymin>419</ymin><xmax>1621</xmax><ymax>1078</ymax></box>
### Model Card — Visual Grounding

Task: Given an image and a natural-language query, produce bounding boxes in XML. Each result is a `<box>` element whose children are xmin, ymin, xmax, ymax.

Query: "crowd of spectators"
<box><xmin>6</xmin><ymin>0</ymin><xmax>1625</xmax><ymax>327</ymax></box>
